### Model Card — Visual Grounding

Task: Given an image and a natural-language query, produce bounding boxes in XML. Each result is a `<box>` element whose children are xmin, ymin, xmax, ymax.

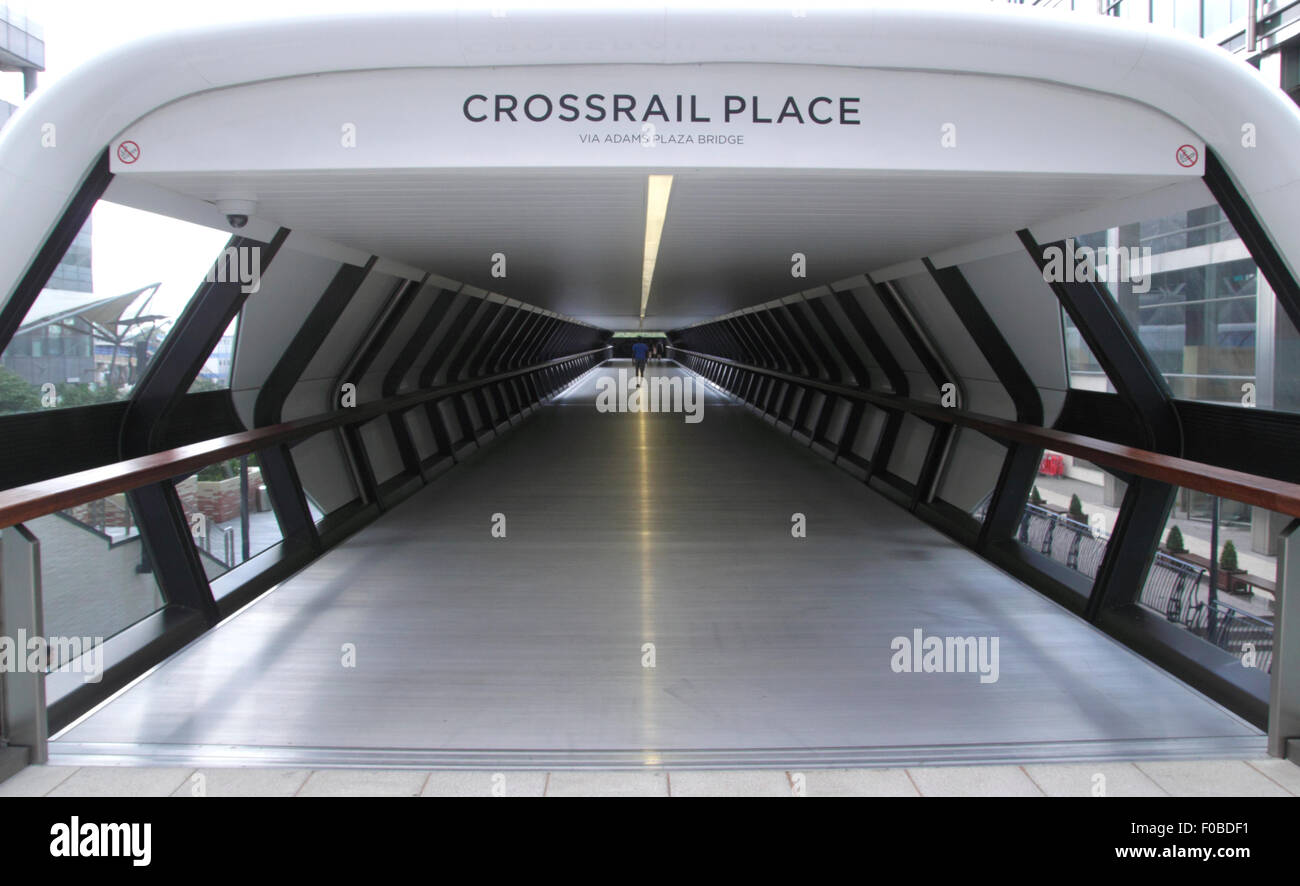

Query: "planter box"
<box><xmin>1220</xmin><ymin>567</ymin><xmax>1251</xmax><ymax>596</ymax></box>
<box><xmin>65</xmin><ymin>493</ymin><xmax>132</xmax><ymax>529</ymax></box>
<box><xmin>195</xmin><ymin>468</ymin><xmax>262</xmax><ymax>525</ymax></box>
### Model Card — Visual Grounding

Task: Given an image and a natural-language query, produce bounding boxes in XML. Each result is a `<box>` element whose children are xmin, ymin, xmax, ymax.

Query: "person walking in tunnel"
<box><xmin>632</xmin><ymin>338</ymin><xmax>650</xmax><ymax>380</ymax></box>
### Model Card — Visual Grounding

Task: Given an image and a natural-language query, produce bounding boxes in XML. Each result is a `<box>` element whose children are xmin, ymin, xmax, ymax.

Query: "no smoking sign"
<box><xmin>117</xmin><ymin>140</ymin><xmax>140</xmax><ymax>164</ymax></box>
<box><xmin>1176</xmin><ymin>143</ymin><xmax>1198</xmax><ymax>168</ymax></box>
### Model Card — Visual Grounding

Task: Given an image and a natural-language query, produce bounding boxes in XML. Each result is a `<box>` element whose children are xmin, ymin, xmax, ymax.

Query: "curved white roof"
<box><xmin>2</xmin><ymin>5</ymin><xmax>1298</xmax><ymax>321</ymax></box>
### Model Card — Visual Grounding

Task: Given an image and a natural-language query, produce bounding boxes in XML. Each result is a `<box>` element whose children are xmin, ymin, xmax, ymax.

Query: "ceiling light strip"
<box><xmin>640</xmin><ymin>174</ymin><xmax>673</xmax><ymax>323</ymax></box>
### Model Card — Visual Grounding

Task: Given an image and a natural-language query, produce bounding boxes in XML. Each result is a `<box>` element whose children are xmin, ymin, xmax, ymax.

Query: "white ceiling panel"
<box><xmin>127</xmin><ymin>167</ymin><xmax>1184</xmax><ymax>329</ymax></box>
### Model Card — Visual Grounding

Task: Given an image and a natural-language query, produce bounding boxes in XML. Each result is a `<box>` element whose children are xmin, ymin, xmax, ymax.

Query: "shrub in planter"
<box><xmin>196</xmin><ymin>455</ymin><xmax>259</xmax><ymax>482</ymax></box>
<box><xmin>194</xmin><ymin>458</ymin><xmax>261</xmax><ymax>524</ymax></box>
<box><xmin>1068</xmin><ymin>493</ymin><xmax>1087</xmax><ymax>522</ymax></box>
<box><xmin>1165</xmin><ymin>525</ymin><xmax>1186</xmax><ymax>554</ymax></box>
<box><xmin>197</xmin><ymin>458</ymin><xmax>240</xmax><ymax>482</ymax></box>
<box><xmin>1220</xmin><ymin>540</ymin><xmax>1240</xmax><ymax>572</ymax></box>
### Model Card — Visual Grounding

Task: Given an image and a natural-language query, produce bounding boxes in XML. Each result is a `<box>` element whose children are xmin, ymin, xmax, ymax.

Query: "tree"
<box><xmin>1165</xmin><ymin>525</ymin><xmax>1186</xmax><ymax>554</ymax></box>
<box><xmin>1219</xmin><ymin>540</ymin><xmax>1239</xmax><ymax>572</ymax></box>
<box><xmin>55</xmin><ymin>382</ymin><xmax>119</xmax><ymax>408</ymax></box>
<box><xmin>1068</xmin><ymin>493</ymin><xmax>1087</xmax><ymax>522</ymax></box>
<box><xmin>0</xmin><ymin>365</ymin><xmax>42</xmax><ymax>414</ymax></box>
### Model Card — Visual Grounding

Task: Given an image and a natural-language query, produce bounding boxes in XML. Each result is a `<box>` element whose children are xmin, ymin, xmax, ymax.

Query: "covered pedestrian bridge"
<box><xmin>0</xmin><ymin>7</ymin><xmax>1298</xmax><ymax>773</ymax></box>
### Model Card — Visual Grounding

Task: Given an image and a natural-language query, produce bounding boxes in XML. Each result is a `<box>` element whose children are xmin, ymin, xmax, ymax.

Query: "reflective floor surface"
<box><xmin>52</xmin><ymin>361</ymin><xmax>1264</xmax><ymax>768</ymax></box>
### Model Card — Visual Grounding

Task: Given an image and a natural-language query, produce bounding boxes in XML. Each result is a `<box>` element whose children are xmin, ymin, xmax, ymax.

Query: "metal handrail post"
<box><xmin>1</xmin><ymin>524</ymin><xmax>47</xmax><ymax>764</ymax></box>
<box><xmin>1269</xmin><ymin>518</ymin><xmax>1300</xmax><ymax>758</ymax></box>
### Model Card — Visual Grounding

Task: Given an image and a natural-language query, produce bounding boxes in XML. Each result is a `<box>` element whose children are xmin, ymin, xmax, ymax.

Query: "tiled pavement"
<box><xmin>2</xmin><ymin>759</ymin><xmax>1297</xmax><ymax>797</ymax></box>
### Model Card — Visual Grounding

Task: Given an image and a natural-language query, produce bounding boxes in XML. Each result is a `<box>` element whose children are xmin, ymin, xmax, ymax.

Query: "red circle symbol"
<box><xmin>117</xmin><ymin>140</ymin><xmax>140</xmax><ymax>164</ymax></box>
<box><xmin>1176</xmin><ymin>144</ymin><xmax>1199</xmax><ymax>168</ymax></box>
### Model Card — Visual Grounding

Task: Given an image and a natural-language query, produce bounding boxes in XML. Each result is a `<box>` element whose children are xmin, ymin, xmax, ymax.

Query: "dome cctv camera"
<box><xmin>215</xmin><ymin>198</ymin><xmax>257</xmax><ymax>230</ymax></box>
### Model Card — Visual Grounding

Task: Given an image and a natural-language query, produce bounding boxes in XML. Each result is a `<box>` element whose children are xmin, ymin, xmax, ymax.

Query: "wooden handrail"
<box><xmin>0</xmin><ymin>347</ymin><xmax>609</xmax><ymax>529</ymax></box>
<box><xmin>670</xmin><ymin>346</ymin><xmax>1300</xmax><ymax>519</ymax></box>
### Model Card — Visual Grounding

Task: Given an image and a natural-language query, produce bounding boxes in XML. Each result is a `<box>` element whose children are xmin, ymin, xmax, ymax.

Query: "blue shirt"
<box><xmin>632</xmin><ymin>342</ymin><xmax>650</xmax><ymax>361</ymax></box>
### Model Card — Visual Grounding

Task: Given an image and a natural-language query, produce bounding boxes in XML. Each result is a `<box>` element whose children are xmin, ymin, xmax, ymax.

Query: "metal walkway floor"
<box><xmin>52</xmin><ymin>361</ymin><xmax>1264</xmax><ymax>769</ymax></box>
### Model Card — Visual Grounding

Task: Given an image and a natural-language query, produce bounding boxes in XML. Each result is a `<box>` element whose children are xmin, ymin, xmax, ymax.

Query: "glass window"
<box><xmin>19</xmin><ymin>494</ymin><xmax>164</xmax><ymax>667</ymax></box>
<box><xmin>1142</xmin><ymin>489</ymin><xmax>1278</xmax><ymax>674</ymax></box>
<box><xmin>188</xmin><ymin>316</ymin><xmax>239</xmax><ymax>392</ymax></box>
<box><xmin>1122</xmin><ymin>0</ymin><xmax>1147</xmax><ymax>21</ymax></box>
<box><xmin>1062</xmin><ymin>311</ymin><xmax>1115</xmax><ymax>393</ymax></box>
<box><xmin>1059</xmin><ymin>229</ymin><xmax>1116</xmax><ymax>392</ymax></box>
<box><xmin>46</xmin><ymin>224</ymin><xmax>93</xmax><ymax>293</ymax></box>
<box><xmin>1175</xmin><ymin>0</ymin><xmax>1201</xmax><ymax>34</ymax></box>
<box><xmin>1203</xmin><ymin>0</ymin><xmax>1246</xmax><ymax>36</ymax></box>
<box><xmin>1137</xmin><ymin>259</ymin><xmax>1257</xmax><ymax>403</ymax></box>
<box><xmin>1139</xmin><ymin>205</ymin><xmax>1234</xmax><ymax>256</ymax></box>
<box><xmin>1016</xmin><ymin>456</ymin><xmax>1127</xmax><ymax>591</ymax></box>
<box><xmin>175</xmin><ymin>454</ymin><xmax>285</xmax><ymax>580</ymax></box>
<box><xmin>1283</xmin><ymin>44</ymin><xmax>1300</xmax><ymax>99</ymax></box>
<box><xmin>1152</xmin><ymin>0</ymin><xmax>1176</xmax><ymax>29</ymax></box>
<box><xmin>1057</xmin><ymin>205</ymin><xmax>1300</xmax><ymax>412</ymax></box>
<box><xmin>0</xmin><ymin>200</ymin><xmax>231</xmax><ymax>415</ymax></box>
